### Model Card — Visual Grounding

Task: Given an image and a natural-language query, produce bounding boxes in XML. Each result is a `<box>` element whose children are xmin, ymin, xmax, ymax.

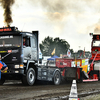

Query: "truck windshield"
<box><xmin>0</xmin><ymin>35</ymin><xmax>21</xmax><ymax>47</ymax></box>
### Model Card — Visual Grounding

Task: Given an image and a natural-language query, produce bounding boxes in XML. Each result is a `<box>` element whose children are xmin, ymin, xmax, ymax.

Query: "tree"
<box><xmin>70</xmin><ymin>49</ymin><xmax>74</xmax><ymax>54</ymax></box>
<box><xmin>40</xmin><ymin>36</ymin><xmax>54</xmax><ymax>56</ymax></box>
<box><xmin>53</xmin><ymin>37</ymin><xmax>70</xmax><ymax>56</ymax></box>
<box><xmin>39</xmin><ymin>36</ymin><xmax>71</xmax><ymax>56</ymax></box>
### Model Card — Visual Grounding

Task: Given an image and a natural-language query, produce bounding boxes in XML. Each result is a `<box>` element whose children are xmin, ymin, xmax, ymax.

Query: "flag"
<box><xmin>67</xmin><ymin>49</ymin><xmax>71</xmax><ymax>57</ymax></box>
<box><xmin>51</xmin><ymin>48</ymin><xmax>55</xmax><ymax>55</ymax></box>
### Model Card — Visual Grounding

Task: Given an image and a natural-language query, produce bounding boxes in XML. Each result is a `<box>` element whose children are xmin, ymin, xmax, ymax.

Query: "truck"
<box><xmin>0</xmin><ymin>26</ymin><xmax>39</xmax><ymax>86</ymax></box>
<box><xmin>88</xmin><ymin>33</ymin><xmax>100</xmax><ymax>80</ymax></box>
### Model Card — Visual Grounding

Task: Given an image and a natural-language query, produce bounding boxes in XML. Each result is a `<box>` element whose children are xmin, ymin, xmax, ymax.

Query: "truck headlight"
<box><xmin>15</xmin><ymin>65</ymin><xmax>23</xmax><ymax>68</ymax></box>
<box><xmin>15</xmin><ymin>65</ymin><xmax>19</xmax><ymax>68</ymax></box>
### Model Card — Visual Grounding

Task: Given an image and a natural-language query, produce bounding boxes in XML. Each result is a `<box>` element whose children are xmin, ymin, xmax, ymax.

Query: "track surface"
<box><xmin>0</xmin><ymin>80</ymin><xmax>100</xmax><ymax>100</ymax></box>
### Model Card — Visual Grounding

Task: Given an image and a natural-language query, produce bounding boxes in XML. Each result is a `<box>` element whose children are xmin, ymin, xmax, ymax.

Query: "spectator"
<box><xmin>0</xmin><ymin>55</ymin><xmax>8</xmax><ymax>79</ymax></box>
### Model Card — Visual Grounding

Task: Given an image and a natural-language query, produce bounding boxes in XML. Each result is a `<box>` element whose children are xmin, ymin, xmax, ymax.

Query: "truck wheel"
<box><xmin>53</xmin><ymin>71</ymin><xmax>61</xmax><ymax>85</ymax></box>
<box><xmin>22</xmin><ymin>68</ymin><xmax>36</xmax><ymax>86</ymax></box>
<box><xmin>0</xmin><ymin>79</ymin><xmax>5</xmax><ymax>85</ymax></box>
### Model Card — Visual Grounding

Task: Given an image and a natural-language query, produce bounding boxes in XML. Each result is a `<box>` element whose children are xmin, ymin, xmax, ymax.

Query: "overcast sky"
<box><xmin>0</xmin><ymin>0</ymin><xmax>100</xmax><ymax>52</ymax></box>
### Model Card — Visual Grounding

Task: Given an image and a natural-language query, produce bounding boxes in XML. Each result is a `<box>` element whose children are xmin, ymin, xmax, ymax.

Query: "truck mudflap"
<box><xmin>62</xmin><ymin>67</ymin><xmax>77</xmax><ymax>80</ymax></box>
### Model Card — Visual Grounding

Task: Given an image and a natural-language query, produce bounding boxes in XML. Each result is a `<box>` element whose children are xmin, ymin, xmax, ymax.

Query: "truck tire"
<box><xmin>22</xmin><ymin>68</ymin><xmax>36</xmax><ymax>86</ymax></box>
<box><xmin>53</xmin><ymin>71</ymin><xmax>61</xmax><ymax>85</ymax></box>
<box><xmin>0</xmin><ymin>79</ymin><xmax>5</xmax><ymax>85</ymax></box>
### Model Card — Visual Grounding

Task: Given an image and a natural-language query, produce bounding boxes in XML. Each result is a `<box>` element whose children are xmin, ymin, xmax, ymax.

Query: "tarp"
<box><xmin>47</xmin><ymin>55</ymin><xmax>59</xmax><ymax>60</ymax></box>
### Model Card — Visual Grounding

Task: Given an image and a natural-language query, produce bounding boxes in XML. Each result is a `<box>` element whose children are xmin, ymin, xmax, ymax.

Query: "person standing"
<box><xmin>0</xmin><ymin>55</ymin><xmax>8</xmax><ymax>79</ymax></box>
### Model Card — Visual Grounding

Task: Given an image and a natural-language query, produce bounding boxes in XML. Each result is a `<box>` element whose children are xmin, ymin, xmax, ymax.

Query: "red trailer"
<box><xmin>55</xmin><ymin>58</ymin><xmax>87</xmax><ymax>82</ymax></box>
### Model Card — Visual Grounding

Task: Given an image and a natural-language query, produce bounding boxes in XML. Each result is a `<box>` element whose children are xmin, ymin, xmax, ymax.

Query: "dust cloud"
<box><xmin>29</xmin><ymin>0</ymin><xmax>100</xmax><ymax>34</ymax></box>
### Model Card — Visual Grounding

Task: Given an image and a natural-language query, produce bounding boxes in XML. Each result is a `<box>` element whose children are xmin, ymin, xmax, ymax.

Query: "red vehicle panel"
<box><xmin>56</xmin><ymin>58</ymin><xmax>72</xmax><ymax>68</ymax></box>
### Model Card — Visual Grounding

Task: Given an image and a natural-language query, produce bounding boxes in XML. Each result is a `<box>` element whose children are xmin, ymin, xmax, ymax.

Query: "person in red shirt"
<box><xmin>0</xmin><ymin>61</ymin><xmax>8</xmax><ymax>73</ymax></box>
<box><xmin>0</xmin><ymin>55</ymin><xmax>8</xmax><ymax>79</ymax></box>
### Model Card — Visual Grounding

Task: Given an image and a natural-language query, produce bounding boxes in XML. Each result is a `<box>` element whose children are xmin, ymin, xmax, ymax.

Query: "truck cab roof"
<box><xmin>0</xmin><ymin>27</ymin><xmax>33</xmax><ymax>37</ymax></box>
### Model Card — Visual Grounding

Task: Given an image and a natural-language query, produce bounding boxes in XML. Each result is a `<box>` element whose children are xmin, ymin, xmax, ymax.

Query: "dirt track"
<box><xmin>0</xmin><ymin>80</ymin><xmax>100</xmax><ymax>100</ymax></box>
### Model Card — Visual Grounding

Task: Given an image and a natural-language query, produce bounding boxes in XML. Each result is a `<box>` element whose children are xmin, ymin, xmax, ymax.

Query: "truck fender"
<box><xmin>53</xmin><ymin>69</ymin><xmax>61</xmax><ymax>77</ymax></box>
<box><xmin>26</xmin><ymin>61</ymin><xmax>35</xmax><ymax>71</ymax></box>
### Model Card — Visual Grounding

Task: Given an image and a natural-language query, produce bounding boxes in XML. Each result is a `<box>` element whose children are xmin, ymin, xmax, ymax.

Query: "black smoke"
<box><xmin>0</xmin><ymin>0</ymin><xmax>15</xmax><ymax>26</ymax></box>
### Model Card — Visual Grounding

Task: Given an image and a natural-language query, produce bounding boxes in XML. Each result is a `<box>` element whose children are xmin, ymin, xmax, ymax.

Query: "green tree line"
<box><xmin>39</xmin><ymin>36</ymin><xmax>74</xmax><ymax>56</ymax></box>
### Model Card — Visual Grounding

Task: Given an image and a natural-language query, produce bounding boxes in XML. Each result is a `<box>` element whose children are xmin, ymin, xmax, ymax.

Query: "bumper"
<box><xmin>6</xmin><ymin>69</ymin><xmax>24</xmax><ymax>74</ymax></box>
<box><xmin>1</xmin><ymin>67</ymin><xmax>24</xmax><ymax>80</ymax></box>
